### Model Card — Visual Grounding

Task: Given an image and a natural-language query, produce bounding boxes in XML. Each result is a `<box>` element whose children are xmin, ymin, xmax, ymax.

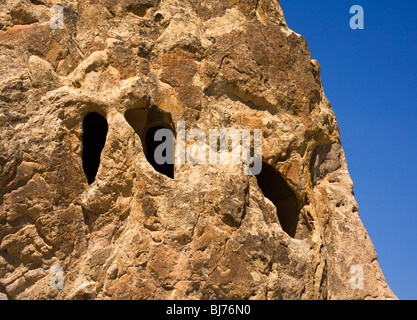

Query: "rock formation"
<box><xmin>0</xmin><ymin>0</ymin><xmax>396</xmax><ymax>300</ymax></box>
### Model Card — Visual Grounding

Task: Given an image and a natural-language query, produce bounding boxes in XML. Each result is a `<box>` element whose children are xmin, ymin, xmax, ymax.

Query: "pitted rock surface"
<box><xmin>0</xmin><ymin>0</ymin><xmax>395</xmax><ymax>300</ymax></box>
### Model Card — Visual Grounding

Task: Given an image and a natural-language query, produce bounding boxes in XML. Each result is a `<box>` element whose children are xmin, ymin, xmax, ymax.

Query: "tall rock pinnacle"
<box><xmin>0</xmin><ymin>0</ymin><xmax>395</xmax><ymax>300</ymax></box>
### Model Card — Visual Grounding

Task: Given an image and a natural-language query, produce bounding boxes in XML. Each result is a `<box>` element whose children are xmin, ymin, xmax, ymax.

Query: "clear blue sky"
<box><xmin>280</xmin><ymin>0</ymin><xmax>417</xmax><ymax>300</ymax></box>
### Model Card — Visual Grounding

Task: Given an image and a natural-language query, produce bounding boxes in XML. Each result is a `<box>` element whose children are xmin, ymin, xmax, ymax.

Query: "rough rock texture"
<box><xmin>0</xmin><ymin>0</ymin><xmax>396</xmax><ymax>300</ymax></box>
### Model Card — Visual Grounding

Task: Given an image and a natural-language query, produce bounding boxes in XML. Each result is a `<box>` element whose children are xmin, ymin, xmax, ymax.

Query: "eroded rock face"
<box><xmin>0</xmin><ymin>0</ymin><xmax>395</xmax><ymax>300</ymax></box>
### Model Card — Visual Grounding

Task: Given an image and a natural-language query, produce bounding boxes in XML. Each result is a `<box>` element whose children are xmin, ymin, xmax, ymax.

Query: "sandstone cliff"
<box><xmin>0</xmin><ymin>0</ymin><xmax>395</xmax><ymax>300</ymax></box>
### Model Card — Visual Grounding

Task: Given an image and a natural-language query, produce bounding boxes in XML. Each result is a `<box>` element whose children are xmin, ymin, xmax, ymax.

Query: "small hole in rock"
<box><xmin>124</xmin><ymin>107</ymin><xmax>175</xmax><ymax>179</ymax></box>
<box><xmin>256</xmin><ymin>162</ymin><xmax>300</xmax><ymax>238</ymax></box>
<box><xmin>154</xmin><ymin>12</ymin><xmax>164</xmax><ymax>22</ymax></box>
<box><xmin>82</xmin><ymin>112</ymin><xmax>108</xmax><ymax>184</ymax></box>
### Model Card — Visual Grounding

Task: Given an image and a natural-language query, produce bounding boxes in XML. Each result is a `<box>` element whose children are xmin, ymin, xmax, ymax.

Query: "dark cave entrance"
<box><xmin>124</xmin><ymin>107</ymin><xmax>175</xmax><ymax>179</ymax></box>
<box><xmin>256</xmin><ymin>162</ymin><xmax>299</xmax><ymax>238</ymax></box>
<box><xmin>82</xmin><ymin>112</ymin><xmax>108</xmax><ymax>184</ymax></box>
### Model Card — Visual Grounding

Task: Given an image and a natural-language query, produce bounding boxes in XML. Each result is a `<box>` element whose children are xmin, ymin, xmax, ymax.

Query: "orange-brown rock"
<box><xmin>0</xmin><ymin>0</ymin><xmax>395</xmax><ymax>300</ymax></box>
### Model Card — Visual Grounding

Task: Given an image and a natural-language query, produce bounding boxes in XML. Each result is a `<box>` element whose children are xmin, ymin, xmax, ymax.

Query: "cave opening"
<box><xmin>82</xmin><ymin>112</ymin><xmax>108</xmax><ymax>185</ymax></box>
<box><xmin>256</xmin><ymin>162</ymin><xmax>299</xmax><ymax>238</ymax></box>
<box><xmin>124</xmin><ymin>107</ymin><xmax>175</xmax><ymax>179</ymax></box>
